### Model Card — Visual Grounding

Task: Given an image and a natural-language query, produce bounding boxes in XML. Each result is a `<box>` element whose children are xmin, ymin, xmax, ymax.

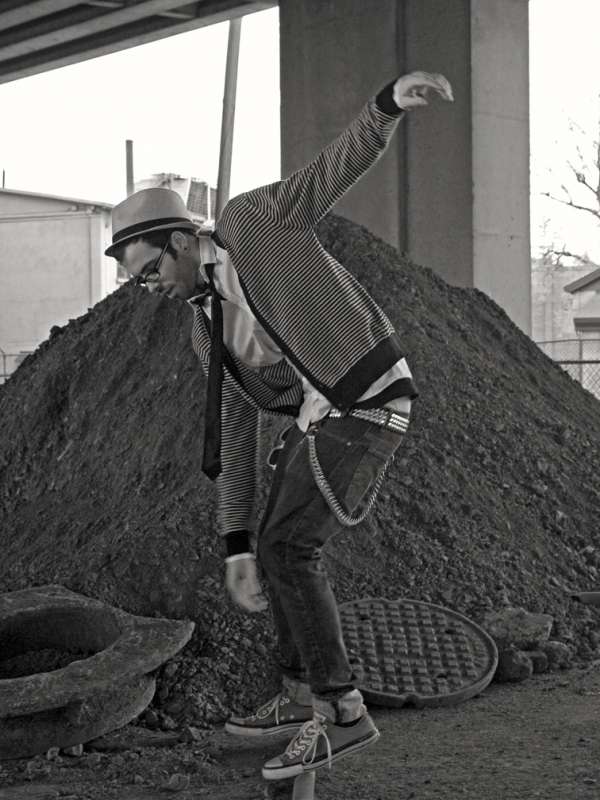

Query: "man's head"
<box><xmin>105</xmin><ymin>188</ymin><xmax>203</xmax><ymax>300</ymax></box>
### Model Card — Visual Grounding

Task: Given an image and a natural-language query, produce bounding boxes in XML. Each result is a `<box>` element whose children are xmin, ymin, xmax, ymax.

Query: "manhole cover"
<box><xmin>339</xmin><ymin>597</ymin><xmax>498</xmax><ymax>708</ymax></box>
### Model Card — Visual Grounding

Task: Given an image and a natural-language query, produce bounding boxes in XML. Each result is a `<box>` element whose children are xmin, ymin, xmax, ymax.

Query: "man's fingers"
<box><xmin>227</xmin><ymin>577</ymin><xmax>268</xmax><ymax>613</ymax></box>
<box><xmin>405</xmin><ymin>96</ymin><xmax>429</xmax><ymax>108</ymax></box>
<box><xmin>435</xmin><ymin>75</ymin><xmax>454</xmax><ymax>101</ymax></box>
<box><xmin>405</xmin><ymin>71</ymin><xmax>454</xmax><ymax>101</ymax></box>
<box><xmin>236</xmin><ymin>593</ymin><xmax>268</xmax><ymax>613</ymax></box>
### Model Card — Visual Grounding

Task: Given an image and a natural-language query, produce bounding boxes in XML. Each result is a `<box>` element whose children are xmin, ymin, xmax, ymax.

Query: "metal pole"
<box><xmin>215</xmin><ymin>16</ymin><xmax>242</xmax><ymax>222</ymax></box>
<box><xmin>2</xmin><ymin>169</ymin><xmax>4</xmax><ymax>188</ymax></box>
<box><xmin>126</xmin><ymin>139</ymin><xmax>134</xmax><ymax>196</ymax></box>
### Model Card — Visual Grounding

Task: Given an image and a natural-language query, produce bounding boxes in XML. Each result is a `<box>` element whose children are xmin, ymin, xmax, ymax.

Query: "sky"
<box><xmin>0</xmin><ymin>7</ymin><xmax>280</xmax><ymax>204</ymax></box>
<box><xmin>529</xmin><ymin>0</ymin><xmax>600</xmax><ymax>263</ymax></box>
<box><xmin>1</xmin><ymin>1</ymin><xmax>600</xmax><ymax>263</ymax></box>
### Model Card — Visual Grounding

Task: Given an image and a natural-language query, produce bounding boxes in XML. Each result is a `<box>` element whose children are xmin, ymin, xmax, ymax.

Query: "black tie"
<box><xmin>201</xmin><ymin>262</ymin><xmax>224</xmax><ymax>480</ymax></box>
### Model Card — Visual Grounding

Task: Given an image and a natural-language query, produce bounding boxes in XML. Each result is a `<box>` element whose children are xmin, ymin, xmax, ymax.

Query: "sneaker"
<box><xmin>224</xmin><ymin>691</ymin><xmax>313</xmax><ymax>737</ymax></box>
<box><xmin>261</xmin><ymin>711</ymin><xmax>380</xmax><ymax>780</ymax></box>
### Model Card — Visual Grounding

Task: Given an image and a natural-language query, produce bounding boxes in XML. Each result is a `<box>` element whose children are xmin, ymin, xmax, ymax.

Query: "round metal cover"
<box><xmin>339</xmin><ymin>597</ymin><xmax>498</xmax><ymax>708</ymax></box>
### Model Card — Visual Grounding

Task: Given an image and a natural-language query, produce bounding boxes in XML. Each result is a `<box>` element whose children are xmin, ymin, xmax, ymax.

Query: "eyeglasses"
<box><xmin>131</xmin><ymin>239</ymin><xmax>170</xmax><ymax>287</ymax></box>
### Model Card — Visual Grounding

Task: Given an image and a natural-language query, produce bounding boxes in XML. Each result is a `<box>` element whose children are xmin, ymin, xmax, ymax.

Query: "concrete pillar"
<box><xmin>279</xmin><ymin>0</ymin><xmax>531</xmax><ymax>334</ymax></box>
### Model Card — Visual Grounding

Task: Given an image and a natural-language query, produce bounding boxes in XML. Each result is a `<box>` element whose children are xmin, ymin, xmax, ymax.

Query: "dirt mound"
<box><xmin>1</xmin><ymin>214</ymin><xmax>600</xmax><ymax>727</ymax></box>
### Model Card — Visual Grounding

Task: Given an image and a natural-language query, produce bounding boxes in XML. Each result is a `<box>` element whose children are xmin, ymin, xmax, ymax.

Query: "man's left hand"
<box><xmin>393</xmin><ymin>71</ymin><xmax>454</xmax><ymax>110</ymax></box>
<box><xmin>225</xmin><ymin>557</ymin><xmax>268</xmax><ymax>613</ymax></box>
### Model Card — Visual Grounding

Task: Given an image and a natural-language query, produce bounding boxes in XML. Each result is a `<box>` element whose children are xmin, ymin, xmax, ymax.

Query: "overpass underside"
<box><xmin>0</xmin><ymin>0</ymin><xmax>275</xmax><ymax>85</ymax></box>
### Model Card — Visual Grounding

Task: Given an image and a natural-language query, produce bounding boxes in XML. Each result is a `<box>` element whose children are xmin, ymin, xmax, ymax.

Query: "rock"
<box><xmin>143</xmin><ymin>709</ymin><xmax>160</xmax><ymax>729</ymax></box>
<box><xmin>523</xmin><ymin>649</ymin><xmax>549</xmax><ymax>674</ymax></box>
<box><xmin>163</xmin><ymin>773</ymin><xmax>191</xmax><ymax>792</ymax></box>
<box><xmin>180</xmin><ymin>725</ymin><xmax>206</xmax><ymax>743</ymax></box>
<box><xmin>163</xmin><ymin>697</ymin><xmax>186</xmax><ymax>716</ymax></box>
<box><xmin>61</xmin><ymin>744</ymin><xmax>83</xmax><ymax>757</ymax></box>
<box><xmin>45</xmin><ymin>747</ymin><xmax>60</xmax><ymax>761</ymax></box>
<box><xmin>540</xmin><ymin>640</ymin><xmax>573</xmax><ymax>670</ymax></box>
<box><xmin>163</xmin><ymin>662</ymin><xmax>179</xmax><ymax>679</ymax></box>
<box><xmin>494</xmin><ymin>647</ymin><xmax>534</xmax><ymax>683</ymax></box>
<box><xmin>160</xmin><ymin>714</ymin><xmax>178</xmax><ymax>731</ymax></box>
<box><xmin>483</xmin><ymin>607</ymin><xmax>553</xmax><ymax>650</ymax></box>
<box><xmin>555</xmin><ymin>510</ymin><xmax>568</xmax><ymax>527</ymax></box>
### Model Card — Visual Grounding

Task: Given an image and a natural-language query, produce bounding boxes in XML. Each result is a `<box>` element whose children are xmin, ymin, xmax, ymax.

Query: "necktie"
<box><xmin>201</xmin><ymin>262</ymin><xmax>224</xmax><ymax>480</ymax></box>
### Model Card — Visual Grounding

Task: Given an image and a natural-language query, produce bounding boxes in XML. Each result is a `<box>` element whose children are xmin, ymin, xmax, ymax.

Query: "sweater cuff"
<box><xmin>375</xmin><ymin>81</ymin><xmax>404</xmax><ymax>116</ymax></box>
<box><xmin>224</xmin><ymin>530</ymin><xmax>252</xmax><ymax>557</ymax></box>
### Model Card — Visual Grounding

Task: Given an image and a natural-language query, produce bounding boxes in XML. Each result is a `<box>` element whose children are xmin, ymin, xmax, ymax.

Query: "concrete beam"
<box><xmin>0</xmin><ymin>0</ymin><xmax>275</xmax><ymax>85</ymax></box>
<box><xmin>0</xmin><ymin>1</ymin><xmax>83</xmax><ymax>32</ymax></box>
<box><xmin>0</xmin><ymin>1</ymin><xmax>219</xmax><ymax>62</ymax></box>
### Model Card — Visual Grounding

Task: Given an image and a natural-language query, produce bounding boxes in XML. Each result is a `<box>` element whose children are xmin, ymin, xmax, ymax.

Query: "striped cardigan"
<box><xmin>190</xmin><ymin>81</ymin><xmax>417</xmax><ymax>551</ymax></box>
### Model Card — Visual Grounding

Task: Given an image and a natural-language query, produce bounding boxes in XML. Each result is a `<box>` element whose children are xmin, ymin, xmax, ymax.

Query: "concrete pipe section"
<box><xmin>0</xmin><ymin>584</ymin><xmax>194</xmax><ymax>759</ymax></box>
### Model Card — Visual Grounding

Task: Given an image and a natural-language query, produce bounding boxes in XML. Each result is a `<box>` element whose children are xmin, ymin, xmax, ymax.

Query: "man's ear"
<box><xmin>170</xmin><ymin>230</ymin><xmax>190</xmax><ymax>253</ymax></box>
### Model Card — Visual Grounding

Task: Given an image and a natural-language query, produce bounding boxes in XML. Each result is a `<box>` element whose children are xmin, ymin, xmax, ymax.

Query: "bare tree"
<box><xmin>541</xmin><ymin>102</ymin><xmax>600</xmax><ymax>267</ymax></box>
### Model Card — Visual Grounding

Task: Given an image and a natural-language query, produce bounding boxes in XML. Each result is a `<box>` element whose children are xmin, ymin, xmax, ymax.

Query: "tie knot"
<box><xmin>192</xmin><ymin>274</ymin><xmax>223</xmax><ymax>304</ymax></box>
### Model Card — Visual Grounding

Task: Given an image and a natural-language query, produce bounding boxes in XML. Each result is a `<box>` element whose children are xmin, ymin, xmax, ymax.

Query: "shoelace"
<box><xmin>284</xmin><ymin>713</ymin><xmax>333</xmax><ymax>770</ymax></box>
<box><xmin>253</xmin><ymin>692</ymin><xmax>290</xmax><ymax>724</ymax></box>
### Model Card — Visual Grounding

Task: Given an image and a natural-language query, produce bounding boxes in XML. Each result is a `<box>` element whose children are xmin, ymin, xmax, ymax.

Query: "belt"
<box><xmin>328</xmin><ymin>407</ymin><xmax>409</xmax><ymax>434</ymax></box>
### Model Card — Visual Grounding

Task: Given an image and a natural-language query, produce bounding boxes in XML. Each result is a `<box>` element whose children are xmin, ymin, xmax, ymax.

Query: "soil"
<box><xmin>0</xmin><ymin>666</ymin><xmax>599</xmax><ymax>799</ymax></box>
<box><xmin>1</xmin><ymin>213</ymin><xmax>600</xmax><ymax>796</ymax></box>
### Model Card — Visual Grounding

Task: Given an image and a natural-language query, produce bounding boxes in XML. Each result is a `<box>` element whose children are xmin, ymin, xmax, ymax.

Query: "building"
<box><xmin>135</xmin><ymin>173</ymin><xmax>216</xmax><ymax>226</ymax></box>
<box><xmin>531</xmin><ymin>258</ymin><xmax>594</xmax><ymax>344</ymax></box>
<box><xmin>0</xmin><ymin>188</ymin><xmax>115</xmax><ymax>382</ymax></box>
<box><xmin>564</xmin><ymin>267</ymin><xmax>600</xmax><ymax>337</ymax></box>
<box><xmin>533</xmin><ymin>261</ymin><xmax>600</xmax><ymax>399</ymax></box>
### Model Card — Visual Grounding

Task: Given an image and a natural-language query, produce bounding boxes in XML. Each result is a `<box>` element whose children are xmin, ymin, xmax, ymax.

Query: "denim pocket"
<box><xmin>310</xmin><ymin>418</ymin><xmax>404</xmax><ymax>521</ymax></box>
<box><xmin>363</xmin><ymin>425</ymin><xmax>405</xmax><ymax>462</ymax></box>
<box><xmin>343</xmin><ymin>428</ymin><xmax>404</xmax><ymax>513</ymax></box>
<box><xmin>314</xmin><ymin>430</ymin><xmax>369</xmax><ymax>491</ymax></box>
<box><xmin>343</xmin><ymin>448</ymin><xmax>388</xmax><ymax>512</ymax></box>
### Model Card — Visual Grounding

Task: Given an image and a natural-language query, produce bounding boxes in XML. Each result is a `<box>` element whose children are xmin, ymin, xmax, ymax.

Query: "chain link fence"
<box><xmin>537</xmin><ymin>339</ymin><xmax>600</xmax><ymax>400</ymax></box>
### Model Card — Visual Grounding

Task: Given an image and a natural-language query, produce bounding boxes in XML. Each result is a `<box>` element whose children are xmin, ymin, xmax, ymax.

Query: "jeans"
<box><xmin>256</xmin><ymin>413</ymin><xmax>405</xmax><ymax>702</ymax></box>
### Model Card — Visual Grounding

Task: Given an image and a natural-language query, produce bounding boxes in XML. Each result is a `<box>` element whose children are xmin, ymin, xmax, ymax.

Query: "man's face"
<box><xmin>120</xmin><ymin>232</ymin><xmax>200</xmax><ymax>300</ymax></box>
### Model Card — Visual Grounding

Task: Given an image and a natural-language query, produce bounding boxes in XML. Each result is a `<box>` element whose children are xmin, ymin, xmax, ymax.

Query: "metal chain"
<box><xmin>307</xmin><ymin>432</ymin><xmax>390</xmax><ymax>527</ymax></box>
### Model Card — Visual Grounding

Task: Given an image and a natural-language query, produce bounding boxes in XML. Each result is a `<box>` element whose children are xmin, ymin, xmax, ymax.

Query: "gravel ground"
<box><xmin>1</xmin><ymin>667</ymin><xmax>600</xmax><ymax>799</ymax></box>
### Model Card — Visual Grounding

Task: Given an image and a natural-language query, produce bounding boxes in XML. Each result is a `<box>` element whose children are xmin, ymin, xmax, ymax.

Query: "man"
<box><xmin>107</xmin><ymin>70</ymin><xmax>453</xmax><ymax>780</ymax></box>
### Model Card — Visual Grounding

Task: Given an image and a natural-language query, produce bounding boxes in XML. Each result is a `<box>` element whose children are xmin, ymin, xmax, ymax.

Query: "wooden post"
<box><xmin>265</xmin><ymin>772</ymin><xmax>317</xmax><ymax>799</ymax></box>
<box><xmin>215</xmin><ymin>16</ymin><xmax>242</xmax><ymax>222</ymax></box>
<box><xmin>292</xmin><ymin>771</ymin><xmax>316</xmax><ymax>799</ymax></box>
<box><xmin>126</xmin><ymin>139</ymin><xmax>134</xmax><ymax>196</ymax></box>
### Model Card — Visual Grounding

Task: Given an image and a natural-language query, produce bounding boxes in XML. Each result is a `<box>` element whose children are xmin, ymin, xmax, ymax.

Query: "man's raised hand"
<box><xmin>393</xmin><ymin>71</ymin><xmax>454</xmax><ymax>110</ymax></box>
